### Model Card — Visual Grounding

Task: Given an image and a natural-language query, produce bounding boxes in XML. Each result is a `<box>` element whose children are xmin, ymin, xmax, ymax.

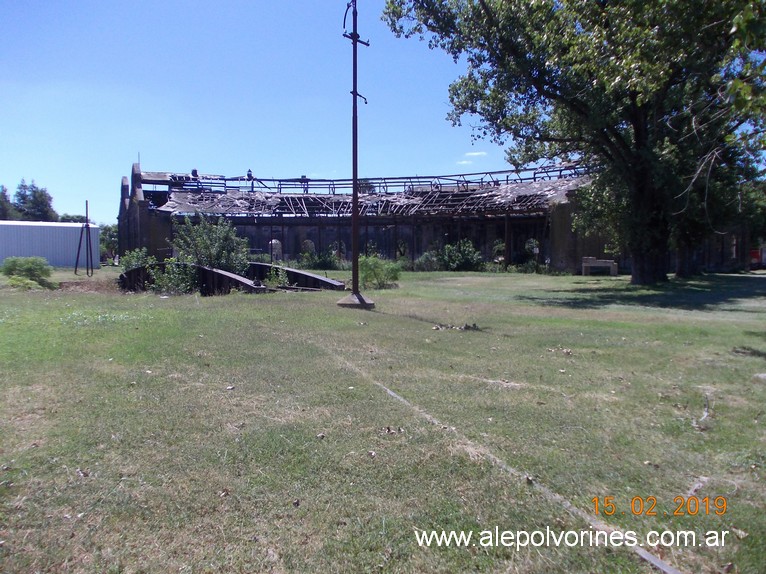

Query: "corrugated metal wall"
<box><xmin>0</xmin><ymin>221</ymin><xmax>101</xmax><ymax>268</ymax></box>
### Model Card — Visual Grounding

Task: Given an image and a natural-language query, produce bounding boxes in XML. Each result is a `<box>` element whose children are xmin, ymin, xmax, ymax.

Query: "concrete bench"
<box><xmin>582</xmin><ymin>257</ymin><xmax>618</xmax><ymax>276</ymax></box>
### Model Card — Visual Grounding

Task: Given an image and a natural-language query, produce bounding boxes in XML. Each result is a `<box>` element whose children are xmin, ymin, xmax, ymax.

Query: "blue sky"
<box><xmin>0</xmin><ymin>0</ymin><xmax>508</xmax><ymax>225</ymax></box>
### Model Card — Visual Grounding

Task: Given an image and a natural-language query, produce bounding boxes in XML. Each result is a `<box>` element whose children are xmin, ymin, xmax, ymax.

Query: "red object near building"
<box><xmin>750</xmin><ymin>248</ymin><xmax>764</xmax><ymax>269</ymax></box>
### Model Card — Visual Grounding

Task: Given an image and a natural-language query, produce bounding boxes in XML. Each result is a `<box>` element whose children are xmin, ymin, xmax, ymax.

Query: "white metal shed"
<box><xmin>0</xmin><ymin>221</ymin><xmax>100</xmax><ymax>268</ymax></box>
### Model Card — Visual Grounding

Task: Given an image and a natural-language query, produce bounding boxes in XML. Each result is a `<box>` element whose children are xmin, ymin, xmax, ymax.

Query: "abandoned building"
<box><xmin>117</xmin><ymin>162</ymin><xmax>607</xmax><ymax>272</ymax></box>
<box><xmin>117</xmin><ymin>162</ymin><xmax>748</xmax><ymax>273</ymax></box>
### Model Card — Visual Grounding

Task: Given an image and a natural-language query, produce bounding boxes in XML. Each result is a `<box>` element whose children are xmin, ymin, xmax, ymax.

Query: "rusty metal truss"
<box><xmin>143</xmin><ymin>163</ymin><xmax>590</xmax><ymax>219</ymax></box>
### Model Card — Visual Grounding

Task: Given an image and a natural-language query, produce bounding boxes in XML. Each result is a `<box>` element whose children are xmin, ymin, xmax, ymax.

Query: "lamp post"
<box><xmin>338</xmin><ymin>0</ymin><xmax>374</xmax><ymax>308</ymax></box>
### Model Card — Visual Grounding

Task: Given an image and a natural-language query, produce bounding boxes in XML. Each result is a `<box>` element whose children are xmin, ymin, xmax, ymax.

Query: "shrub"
<box><xmin>396</xmin><ymin>254</ymin><xmax>414</xmax><ymax>271</ymax></box>
<box><xmin>359</xmin><ymin>255</ymin><xmax>401</xmax><ymax>289</ymax></box>
<box><xmin>300</xmin><ymin>249</ymin><xmax>341</xmax><ymax>270</ymax></box>
<box><xmin>149</xmin><ymin>259</ymin><xmax>198</xmax><ymax>294</ymax></box>
<box><xmin>516</xmin><ymin>260</ymin><xmax>541</xmax><ymax>274</ymax></box>
<box><xmin>264</xmin><ymin>266</ymin><xmax>290</xmax><ymax>288</ymax></box>
<box><xmin>439</xmin><ymin>239</ymin><xmax>484</xmax><ymax>271</ymax></box>
<box><xmin>1</xmin><ymin>256</ymin><xmax>55</xmax><ymax>289</ymax></box>
<box><xmin>298</xmin><ymin>245</ymin><xmax>349</xmax><ymax>271</ymax></box>
<box><xmin>171</xmin><ymin>215</ymin><xmax>249</xmax><ymax>275</ymax></box>
<box><xmin>414</xmin><ymin>250</ymin><xmax>443</xmax><ymax>271</ymax></box>
<box><xmin>483</xmin><ymin>261</ymin><xmax>507</xmax><ymax>273</ymax></box>
<box><xmin>7</xmin><ymin>276</ymin><xmax>45</xmax><ymax>290</ymax></box>
<box><xmin>120</xmin><ymin>248</ymin><xmax>156</xmax><ymax>272</ymax></box>
<box><xmin>301</xmin><ymin>239</ymin><xmax>316</xmax><ymax>256</ymax></box>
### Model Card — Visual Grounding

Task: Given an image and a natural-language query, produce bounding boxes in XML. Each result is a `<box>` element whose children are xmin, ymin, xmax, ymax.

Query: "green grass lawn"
<box><xmin>1</xmin><ymin>271</ymin><xmax>764</xmax><ymax>573</ymax></box>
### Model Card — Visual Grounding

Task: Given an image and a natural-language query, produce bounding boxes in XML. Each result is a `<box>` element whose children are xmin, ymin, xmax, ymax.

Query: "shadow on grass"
<box><xmin>733</xmin><ymin>346</ymin><xmax>766</xmax><ymax>362</ymax></box>
<box><xmin>518</xmin><ymin>273</ymin><xmax>766</xmax><ymax>311</ymax></box>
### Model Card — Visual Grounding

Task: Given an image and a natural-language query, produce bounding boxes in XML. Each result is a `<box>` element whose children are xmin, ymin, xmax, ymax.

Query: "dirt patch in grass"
<box><xmin>2</xmin><ymin>383</ymin><xmax>57</xmax><ymax>454</ymax></box>
<box><xmin>58</xmin><ymin>279</ymin><xmax>120</xmax><ymax>293</ymax></box>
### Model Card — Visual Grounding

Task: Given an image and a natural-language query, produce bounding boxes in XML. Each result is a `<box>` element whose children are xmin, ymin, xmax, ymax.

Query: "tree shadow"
<box><xmin>732</xmin><ymin>346</ymin><xmax>766</xmax><ymax>362</ymax></box>
<box><xmin>517</xmin><ymin>274</ymin><xmax>766</xmax><ymax>311</ymax></box>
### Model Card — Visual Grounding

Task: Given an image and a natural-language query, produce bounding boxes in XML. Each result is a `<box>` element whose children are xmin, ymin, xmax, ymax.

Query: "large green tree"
<box><xmin>13</xmin><ymin>180</ymin><xmax>58</xmax><ymax>222</ymax></box>
<box><xmin>99</xmin><ymin>223</ymin><xmax>119</xmax><ymax>260</ymax></box>
<box><xmin>384</xmin><ymin>0</ymin><xmax>764</xmax><ymax>284</ymax></box>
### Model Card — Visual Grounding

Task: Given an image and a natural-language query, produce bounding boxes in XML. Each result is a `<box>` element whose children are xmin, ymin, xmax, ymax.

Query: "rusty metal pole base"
<box><xmin>337</xmin><ymin>292</ymin><xmax>375</xmax><ymax>309</ymax></box>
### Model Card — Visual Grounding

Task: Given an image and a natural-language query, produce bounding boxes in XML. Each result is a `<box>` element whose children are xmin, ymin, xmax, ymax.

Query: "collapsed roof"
<box><xmin>140</xmin><ymin>164</ymin><xmax>590</xmax><ymax>219</ymax></box>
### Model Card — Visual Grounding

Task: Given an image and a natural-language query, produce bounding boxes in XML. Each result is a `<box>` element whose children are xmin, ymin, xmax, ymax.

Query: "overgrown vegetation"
<box><xmin>440</xmin><ymin>239</ymin><xmax>485</xmax><ymax>271</ymax></box>
<box><xmin>120</xmin><ymin>216</ymin><xmax>250</xmax><ymax>294</ymax></box>
<box><xmin>171</xmin><ymin>215</ymin><xmax>249</xmax><ymax>275</ymax></box>
<box><xmin>120</xmin><ymin>247</ymin><xmax>156</xmax><ymax>272</ymax></box>
<box><xmin>0</xmin><ymin>256</ymin><xmax>56</xmax><ymax>289</ymax></box>
<box><xmin>263</xmin><ymin>265</ymin><xmax>291</xmax><ymax>288</ymax></box>
<box><xmin>359</xmin><ymin>254</ymin><xmax>401</xmax><ymax>289</ymax></box>
<box><xmin>98</xmin><ymin>223</ymin><xmax>118</xmax><ymax>262</ymax></box>
<box><xmin>149</xmin><ymin>259</ymin><xmax>199</xmax><ymax>295</ymax></box>
<box><xmin>298</xmin><ymin>241</ymin><xmax>349</xmax><ymax>271</ymax></box>
<box><xmin>413</xmin><ymin>239</ymin><xmax>485</xmax><ymax>272</ymax></box>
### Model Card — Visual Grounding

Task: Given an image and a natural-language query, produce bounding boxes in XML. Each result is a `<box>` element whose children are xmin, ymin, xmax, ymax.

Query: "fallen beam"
<box><xmin>248</xmin><ymin>262</ymin><xmax>346</xmax><ymax>291</ymax></box>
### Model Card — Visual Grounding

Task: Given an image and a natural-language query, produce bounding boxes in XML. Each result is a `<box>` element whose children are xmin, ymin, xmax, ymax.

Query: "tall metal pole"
<box><xmin>339</xmin><ymin>0</ymin><xmax>374</xmax><ymax>308</ymax></box>
<box><xmin>350</xmin><ymin>0</ymin><xmax>361</xmax><ymax>296</ymax></box>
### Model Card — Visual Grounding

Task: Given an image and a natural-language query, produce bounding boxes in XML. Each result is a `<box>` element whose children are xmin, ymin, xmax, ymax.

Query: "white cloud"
<box><xmin>464</xmin><ymin>151</ymin><xmax>487</xmax><ymax>157</ymax></box>
<box><xmin>456</xmin><ymin>160</ymin><xmax>473</xmax><ymax>165</ymax></box>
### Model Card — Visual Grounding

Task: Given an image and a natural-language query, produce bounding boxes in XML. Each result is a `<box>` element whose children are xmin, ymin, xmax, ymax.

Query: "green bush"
<box><xmin>412</xmin><ymin>241</ymin><xmax>485</xmax><ymax>272</ymax></box>
<box><xmin>120</xmin><ymin>248</ymin><xmax>156</xmax><ymax>272</ymax></box>
<box><xmin>298</xmin><ymin>246</ymin><xmax>347</xmax><ymax>270</ymax></box>
<box><xmin>1</xmin><ymin>256</ymin><xmax>55</xmax><ymax>289</ymax></box>
<box><xmin>171</xmin><ymin>215</ymin><xmax>249</xmax><ymax>275</ymax></box>
<box><xmin>300</xmin><ymin>250</ymin><xmax>336</xmax><ymax>270</ymax></box>
<box><xmin>359</xmin><ymin>255</ymin><xmax>401</xmax><ymax>289</ymax></box>
<box><xmin>414</xmin><ymin>250</ymin><xmax>443</xmax><ymax>271</ymax></box>
<box><xmin>516</xmin><ymin>260</ymin><xmax>542</xmax><ymax>274</ymax></box>
<box><xmin>120</xmin><ymin>250</ymin><xmax>197</xmax><ymax>294</ymax></box>
<box><xmin>483</xmin><ymin>261</ymin><xmax>507</xmax><ymax>273</ymax></box>
<box><xmin>264</xmin><ymin>266</ymin><xmax>291</xmax><ymax>288</ymax></box>
<box><xmin>396</xmin><ymin>254</ymin><xmax>414</xmax><ymax>271</ymax></box>
<box><xmin>149</xmin><ymin>260</ymin><xmax>198</xmax><ymax>294</ymax></box>
<box><xmin>7</xmin><ymin>276</ymin><xmax>45</xmax><ymax>290</ymax></box>
<box><xmin>439</xmin><ymin>239</ymin><xmax>484</xmax><ymax>271</ymax></box>
<box><xmin>301</xmin><ymin>239</ymin><xmax>316</xmax><ymax>256</ymax></box>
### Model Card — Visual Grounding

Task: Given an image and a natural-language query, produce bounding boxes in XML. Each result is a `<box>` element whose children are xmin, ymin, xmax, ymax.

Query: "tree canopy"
<box><xmin>0</xmin><ymin>186</ymin><xmax>20</xmax><ymax>220</ymax></box>
<box><xmin>1</xmin><ymin>180</ymin><xmax>92</xmax><ymax>225</ymax></box>
<box><xmin>99</xmin><ymin>223</ymin><xmax>119</xmax><ymax>260</ymax></box>
<box><xmin>59</xmin><ymin>214</ymin><xmax>89</xmax><ymax>223</ymax></box>
<box><xmin>384</xmin><ymin>0</ymin><xmax>765</xmax><ymax>283</ymax></box>
<box><xmin>12</xmin><ymin>180</ymin><xmax>58</xmax><ymax>222</ymax></box>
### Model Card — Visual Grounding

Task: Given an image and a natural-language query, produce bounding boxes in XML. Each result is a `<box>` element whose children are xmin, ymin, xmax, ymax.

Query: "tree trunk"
<box><xmin>675</xmin><ymin>239</ymin><xmax>700</xmax><ymax>279</ymax></box>
<box><xmin>630</xmin><ymin>248</ymin><xmax>670</xmax><ymax>284</ymax></box>
<box><xmin>627</xmin><ymin>176</ymin><xmax>670</xmax><ymax>285</ymax></box>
